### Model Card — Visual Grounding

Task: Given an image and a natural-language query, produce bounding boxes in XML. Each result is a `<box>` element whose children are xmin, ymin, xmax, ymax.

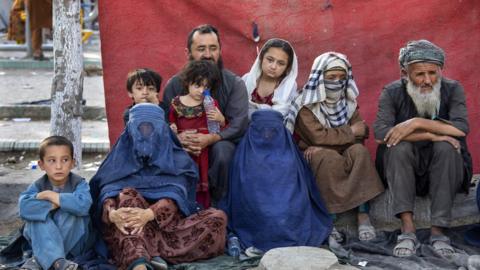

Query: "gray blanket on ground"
<box><xmin>330</xmin><ymin>225</ymin><xmax>480</xmax><ymax>270</ymax></box>
<box><xmin>2</xmin><ymin>226</ymin><xmax>480</xmax><ymax>269</ymax></box>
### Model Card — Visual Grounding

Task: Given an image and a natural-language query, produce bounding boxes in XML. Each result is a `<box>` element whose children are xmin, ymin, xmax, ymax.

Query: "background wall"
<box><xmin>99</xmin><ymin>0</ymin><xmax>479</xmax><ymax>172</ymax></box>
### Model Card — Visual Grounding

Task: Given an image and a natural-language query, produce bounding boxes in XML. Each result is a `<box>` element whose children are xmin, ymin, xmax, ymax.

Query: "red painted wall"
<box><xmin>98</xmin><ymin>0</ymin><xmax>480</xmax><ymax>172</ymax></box>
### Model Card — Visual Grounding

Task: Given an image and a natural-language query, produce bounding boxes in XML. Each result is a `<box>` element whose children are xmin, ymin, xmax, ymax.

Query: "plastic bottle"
<box><xmin>202</xmin><ymin>89</ymin><xmax>220</xmax><ymax>134</ymax></box>
<box><xmin>227</xmin><ymin>234</ymin><xmax>241</xmax><ymax>258</ymax></box>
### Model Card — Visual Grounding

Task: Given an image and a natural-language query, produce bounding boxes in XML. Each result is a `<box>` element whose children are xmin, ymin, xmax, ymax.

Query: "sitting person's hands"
<box><xmin>189</xmin><ymin>133</ymin><xmax>221</xmax><ymax>153</ymax></box>
<box><xmin>207</xmin><ymin>107</ymin><xmax>226</xmax><ymax>127</ymax></box>
<box><xmin>304</xmin><ymin>146</ymin><xmax>324</xmax><ymax>162</ymax></box>
<box><xmin>431</xmin><ymin>134</ymin><xmax>461</xmax><ymax>153</ymax></box>
<box><xmin>124</xmin><ymin>207</ymin><xmax>155</xmax><ymax>235</ymax></box>
<box><xmin>351</xmin><ymin>120</ymin><xmax>368</xmax><ymax>138</ymax></box>
<box><xmin>109</xmin><ymin>207</ymin><xmax>154</xmax><ymax>235</ymax></box>
<box><xmin>108</xmin><ymin>208</ymin><xmax>131</xmax><ymax>235</ymax></box>
<box><xmin>36</xmin><ymin>190</ymin><xmax>60</xmax><ymax>209</ymax></box>
<box><xmin>384</xmin><ymin>118</ymin><xmax>418</xmax><ymax>147</ymax></box>
<box><xmin>177</xmin><ymin>130</ymin><xmax>202</xmax><ymax>156</ymax></box>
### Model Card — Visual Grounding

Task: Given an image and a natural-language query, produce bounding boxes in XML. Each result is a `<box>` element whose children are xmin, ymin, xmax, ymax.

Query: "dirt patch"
<box><xmin>0</xmin><ymin>219</ymin><xmax>23</xmax><ymax>236</ymax></box>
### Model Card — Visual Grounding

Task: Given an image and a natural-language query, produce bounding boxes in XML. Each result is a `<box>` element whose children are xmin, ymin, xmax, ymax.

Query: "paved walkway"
<box><xmin>0</xmin><ymin>32</ymin><xmax>110</xmax><ymax>151</ymax></box>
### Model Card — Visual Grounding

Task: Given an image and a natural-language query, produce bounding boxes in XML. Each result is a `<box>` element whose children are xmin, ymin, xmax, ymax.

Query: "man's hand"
<box><xmin>36</xmin><ymin>190</ymin><xmax>60</xmax><ymax>209</ymax></box>
<box><xmin>431</xmin><ymin>134</ymin><xmax>461</xmax><ymax>152</ymax></box>
<box><xmin>190</xmin><ymin>133</ymin><xmax>221</xmax><ymax>151</ymax></box>
<box><xmin>351</xmin><ymin>121</ymin><xmax>367</xmax><ymax>138</ymax></box>
<box><xmin>384</xmin><ymin>118</ymin><xmax>419</xmax><ymax>147</ymax></box>
<box><xmin>177</xmin><ymin>130</ymin><xmax>202</xmax><ymax>155</ymax></box>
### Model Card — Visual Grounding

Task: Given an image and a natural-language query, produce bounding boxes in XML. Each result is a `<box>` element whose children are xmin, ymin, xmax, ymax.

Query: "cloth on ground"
<box><xmin>330</xmin><ymin>225</ymin><xmax>480</xmax><ymax>270</ymax></box>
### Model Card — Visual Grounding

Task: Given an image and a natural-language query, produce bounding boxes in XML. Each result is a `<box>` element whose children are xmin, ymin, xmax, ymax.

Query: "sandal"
<box><xmin>20</xmin><ymin>257</ymin><xmax>41</xmax><ymax>270</ymax></box>
<box><xmin>329</xmin><ymin>227</ymin><xmax>344</xmax><ymax>243</ymax></box>
<box><xmin>430</xmin><ymin>234</ymin><xmax>455</xmax><ymax>258</ymax></box>
<box><xmin>393</xmin><ymin>232</ymin><xmax>419</xmax><ymax>257</ymax></box>
<box><xmin>128</xmin><ymin>258</ymin><xmax>153</xmax><ymax>270</ymax></box>
<box><xmin>150</xmin><ymin>256</ymin><xmax>168</xmax><ymax>270</ymax></box>
<box><xmin>358</xmin><ymin>223</ymin><xmax>376</xmax><ymax>241</ymax></box>
<box><xmin>53</xmin><ymin>258</ymin><xmax>78</xmax><ymax>270</ymax></box>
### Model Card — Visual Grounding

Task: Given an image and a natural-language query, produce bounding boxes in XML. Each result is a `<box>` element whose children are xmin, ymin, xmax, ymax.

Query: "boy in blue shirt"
<box><xmin>19</xmin><ymin>136</ymin><xmax>93</xmax><ymax>270</ymax></box>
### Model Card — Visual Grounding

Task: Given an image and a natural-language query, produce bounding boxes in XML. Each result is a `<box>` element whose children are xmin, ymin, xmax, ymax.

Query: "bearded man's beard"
<box><xmin>406</xmin><ymin>77</ymin><xmax>441</xmax><ymax>119</ymax></box>
<box><xmin>188</xmin><ymin>55</ymin><xmax>224</xmax><ymax>70</ymax></box>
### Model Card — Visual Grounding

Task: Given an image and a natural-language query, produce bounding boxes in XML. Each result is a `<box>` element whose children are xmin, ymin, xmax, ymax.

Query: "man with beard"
<box><xmin>373</xmin><ymin>40</ymin><xmax>472</xmax><ymax>258</ymax></box>
<box><xmin>161</xmin><ymin>24</ymin><xmax>248</xmax><ymax>205</ymax></box>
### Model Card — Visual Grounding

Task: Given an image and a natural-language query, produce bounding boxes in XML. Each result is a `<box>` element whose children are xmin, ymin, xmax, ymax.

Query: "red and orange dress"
<box><xmin>168</xmin><ymin>96</ymin><xmax>224</xmax><ymax>209</ymax></box>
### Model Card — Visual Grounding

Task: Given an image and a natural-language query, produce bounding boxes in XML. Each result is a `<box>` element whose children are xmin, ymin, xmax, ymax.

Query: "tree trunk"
<box><xmin>51</xmin><ymin>0</ymin><xmax>83</xmax><ymax>167</ymax></box>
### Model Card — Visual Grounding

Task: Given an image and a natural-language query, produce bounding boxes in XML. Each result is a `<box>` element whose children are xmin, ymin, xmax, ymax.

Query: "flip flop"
<box><xmin>393</xmin><ymin>232</ymin><xmax>419</xmax><ymax>257</ymax></box>
<box><xmin>53</xmin><ymin>258</ymin><xmax>78</xmax><ymax>270</ymax></box>
<box><xmin>430</xmin><ymin>234</ymin><xmax>455</xmax><ymax>258</ymax></box>
<box><xmin>330</xmin><ymin>227</ymin><xmax>344</xmax><ymax>243</ymax></box>
<box><xmin>358</xmin><ymin>223</ymin><xmax>376</xmax><ymax>241</ymax></box>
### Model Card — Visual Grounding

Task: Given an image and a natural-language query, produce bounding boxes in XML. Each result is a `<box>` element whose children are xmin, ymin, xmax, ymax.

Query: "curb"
<box><xmin>0</xmin><ymin>58</ymin><xmax>102</xmax><ymax>70</ymax></box>
<box><xmin>0</xmin><ymin>139</ymin><xmax>109</xmax><ymax>153</ymax></box>
<box><xmin>0</xmin><ymin>105</ymin><xmax>106</xmax><ymax>120</ymax></box>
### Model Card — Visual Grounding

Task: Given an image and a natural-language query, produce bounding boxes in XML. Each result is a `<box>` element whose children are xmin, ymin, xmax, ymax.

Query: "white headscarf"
<box><xmin>242</xmin><ymin>38</ymin><xmax>298</xmax><ymax>118</ymax></box>
<box><xmin>285</xmin><ymin>52</ymin><xmax>359</xmax><ymax>132</ymax></box>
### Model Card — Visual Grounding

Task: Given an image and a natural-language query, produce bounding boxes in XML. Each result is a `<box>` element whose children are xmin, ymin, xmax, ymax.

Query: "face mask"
<box><xmin>325</xmin><ymin>90</ymin><xmax>345</xmax><ymax>103</ymax></box>
<box><xmin>324</xmin><ymin>79</ymin><xmax>347</xmax><ymax>92</ymax></box>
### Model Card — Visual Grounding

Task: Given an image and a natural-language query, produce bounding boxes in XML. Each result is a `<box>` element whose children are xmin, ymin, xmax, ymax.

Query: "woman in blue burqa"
<box><xmin>89</xmin><ymin>103</ymin><xmax>227</xmax><ymax>270</ymax></box>
<box><xmin>220</xmin><ymin>109</ymin><xmax>332</xmax><ymax>253</ymax></box>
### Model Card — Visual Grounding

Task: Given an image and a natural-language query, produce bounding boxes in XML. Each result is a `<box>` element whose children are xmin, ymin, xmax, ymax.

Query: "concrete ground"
<box><xmin>0</xmin><ymin>31</ymin><xmax>109</xmax><ymax>152</ymax></box>
<box><xmin>0</xmin><ymin>31</ymin><xmax>109</xmax><ymax>234</ymax></box>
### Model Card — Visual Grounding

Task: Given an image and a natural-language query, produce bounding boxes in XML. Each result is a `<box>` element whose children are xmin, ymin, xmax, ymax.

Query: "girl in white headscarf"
<box><xmin>242</xmin><ymin>38</ymin><xmax>298</xmax><ymax>119</ymax></box>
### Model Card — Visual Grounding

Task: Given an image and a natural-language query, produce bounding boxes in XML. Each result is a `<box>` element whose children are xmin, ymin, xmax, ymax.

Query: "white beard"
<box><xmin>406</xmin><ymin>78</ymin><xmax>441</xmax><ymax>119</ymax></box>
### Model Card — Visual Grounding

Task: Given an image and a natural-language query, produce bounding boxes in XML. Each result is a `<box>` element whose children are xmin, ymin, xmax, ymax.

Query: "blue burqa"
<box><xmin>220</xmin><ymin>110</ymin><xmax>332</xmax><ymax>251</ymax></box>
<box><xmin>89</xmin><ymin>104</ymin><xmax>199</xmax><ymax>256</ymax></box>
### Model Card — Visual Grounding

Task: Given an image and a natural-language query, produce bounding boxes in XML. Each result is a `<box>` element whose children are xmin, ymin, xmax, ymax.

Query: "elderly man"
<box><xmin>161</xmin><ymin>24</ymin><xmax>249</xmax><ymax>204</ymax></box>
<box><xmin>373</xmin><ymin>40</ymin><xmax>472</xmax><ymax>258</ymax></box>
